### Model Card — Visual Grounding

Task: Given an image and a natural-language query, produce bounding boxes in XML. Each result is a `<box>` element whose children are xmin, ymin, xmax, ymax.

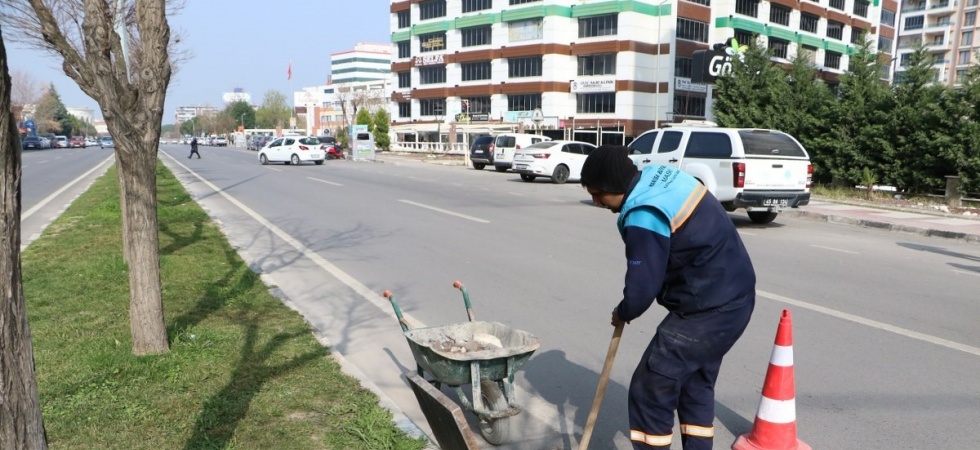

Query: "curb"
<box><xmin>781</xmin><ymin>209</ymin><xmax>980</xmax><ymax>244</ymax></box>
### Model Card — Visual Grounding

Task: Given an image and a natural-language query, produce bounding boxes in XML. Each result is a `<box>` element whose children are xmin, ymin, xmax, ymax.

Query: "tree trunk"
<box><xmin>0</xmin><ymin>32</ymin><xmax>48</xmax><ymax>450</ymax></box>
<box><xmin>116</xmin><ymin>143</ymin><xmax>168</xmax><ymax>355</ymax></box>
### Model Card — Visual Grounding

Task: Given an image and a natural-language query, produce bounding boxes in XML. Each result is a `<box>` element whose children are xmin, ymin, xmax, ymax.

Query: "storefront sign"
<box><xmin>675</xmin><ymin>77</ymin><xmax>708</xmax><ymax>93</ymax></box>
<box><xmin>414</xmin><ymin>54</ymin><xmax>445</xmax><ymax>66</ymax></box>
<box><xmin>570</xmin><ymin>78</ymin><xmax>616</xmax><ymax>93</ymax></box>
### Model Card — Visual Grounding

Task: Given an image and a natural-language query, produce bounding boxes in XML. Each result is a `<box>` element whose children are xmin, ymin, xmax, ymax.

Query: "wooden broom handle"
<box><xmin>579</xmin><ymin>323</ymin><xmax>624</xmax><ymax>450</ymax></box>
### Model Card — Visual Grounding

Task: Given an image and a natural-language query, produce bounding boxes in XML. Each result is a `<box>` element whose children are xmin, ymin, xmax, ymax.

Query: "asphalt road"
<box><xmin>24</xmin><ymin>145</ymin><xmax>980</xmax><ymax>449</ymax></box>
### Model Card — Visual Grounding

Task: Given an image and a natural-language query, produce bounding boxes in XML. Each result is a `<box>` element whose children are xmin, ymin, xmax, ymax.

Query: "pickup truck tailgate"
<box><xmin>744</xmin><ymin>158</ymin><xmax>810</xmax><ymax>190</ymax></box>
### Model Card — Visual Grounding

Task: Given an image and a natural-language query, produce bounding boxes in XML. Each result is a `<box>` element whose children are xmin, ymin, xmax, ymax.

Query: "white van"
<box><xmin>491</xmin><ymin>133</ymin><xmax>551</xmax><ymax>172</ymax></box>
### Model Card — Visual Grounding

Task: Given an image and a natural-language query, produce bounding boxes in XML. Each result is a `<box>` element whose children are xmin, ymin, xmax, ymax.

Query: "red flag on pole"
<box><xmin>287</xmin><ymin>61</ymin><xmax>292</xmax><ymax>81</ymax></box>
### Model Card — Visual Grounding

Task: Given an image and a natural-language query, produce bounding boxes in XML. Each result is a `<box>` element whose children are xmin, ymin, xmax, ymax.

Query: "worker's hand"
<box><xmin>611</xmin><ymin>308</ymin><xmax>628</xmax><ymax>327</ymax></box>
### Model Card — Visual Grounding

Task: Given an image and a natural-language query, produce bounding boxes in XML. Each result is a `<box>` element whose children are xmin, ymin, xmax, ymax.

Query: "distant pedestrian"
<box><xmin>188</xmin><ymin>137</ymin><xmax>200</xmax><ymax>159</ymax></box>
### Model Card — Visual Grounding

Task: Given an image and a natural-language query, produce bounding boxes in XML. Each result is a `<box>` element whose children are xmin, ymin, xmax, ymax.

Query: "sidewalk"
<box><xmin>783</xmin><ymin>197</ymin><xmax>980</xmax><ymax>244</ymax></box>
<box><xmin>372</xmin><ymin>152</ymin><xmax>980</xmax><ymax>244</ymax></box>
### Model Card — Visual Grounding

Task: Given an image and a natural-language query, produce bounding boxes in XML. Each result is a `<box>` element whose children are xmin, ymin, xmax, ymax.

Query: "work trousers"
<box><xmin>628</xmin><ymin>300</ymin><xmax>753</xmax><ymax>450</ymax></box>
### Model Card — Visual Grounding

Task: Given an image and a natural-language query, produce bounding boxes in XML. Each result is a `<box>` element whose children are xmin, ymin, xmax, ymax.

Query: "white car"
<box><xmin>512</xmin><ymin>140</ymin><xmax>598</xmax><ymax>184</ymax></box>
<box><xmin>258</xmin><ymin>136</ymin><xmax>326</xmax><ymax>165</ymax></box>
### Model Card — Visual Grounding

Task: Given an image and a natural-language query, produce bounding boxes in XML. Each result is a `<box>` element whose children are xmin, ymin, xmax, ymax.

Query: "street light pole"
<box><xmin>654</xmin><ymin>0</ymin><xmax>669</xmax><ymax>129</ymax></box>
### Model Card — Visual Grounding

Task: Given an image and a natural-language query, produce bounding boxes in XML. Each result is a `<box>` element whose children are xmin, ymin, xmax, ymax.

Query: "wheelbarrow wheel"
<box><xmin>478</xmin><ymin>380</ymin><xmax>512</xmax><ymax>445</ymax></box>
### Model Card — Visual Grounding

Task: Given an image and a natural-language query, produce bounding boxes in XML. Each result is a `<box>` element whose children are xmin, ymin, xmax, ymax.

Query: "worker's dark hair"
<box><xmin>580</xmin><ymin>145</ymin><xmax>638</xmax><ymax>194</ymax></box>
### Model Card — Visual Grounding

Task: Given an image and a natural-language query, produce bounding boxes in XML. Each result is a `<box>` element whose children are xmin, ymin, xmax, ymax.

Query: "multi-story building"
<box><xmin>388</xmin><ymin>0</ymin><xmax>893</xmax><ymax>146</ymax></box>
<box><xmin>174</xmin><ymin>105</ymin><xmax>219</xmax><ymax>128</ymax></box>
<box><xmin>222</xmin><ymin>87</ymin><xmax>252</xmax><ymax>105</ymax></box>
<box><xmin>894</xmin><ymin>0</ymin><xmax>975</xmax><ymax>87</ymax></box>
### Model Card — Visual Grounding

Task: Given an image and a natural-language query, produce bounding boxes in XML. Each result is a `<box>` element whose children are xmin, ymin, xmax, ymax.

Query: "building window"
<box><xmin>905</xmin><ymin>16</ymin><xmax>924</xmax><ymax>30</ymax></box>
<box><xmin>398</xmin><ymin>102</ymin><xmax>411</xmax><ymax>118</ymax></box>
<box><xmin>398</xmin><ymin>71</ymin><xmax>410</xmax><ymax>88</ymax></box>
<box><xmin>461</xmin><ymin>25</ymin><xmax>492</xmax><ymax>47</ymax></box>
<box><xmin>964</xmin><ymin>30</ymin><xmax>974</xmax><ymax>46</ymax></box>
<box><xmin>579</xmin><ymin>14</ymin><xmax>618</xmax><ymax>38</ymax></box>
<box><xmin>770</xmin><ymin>4</ymin><xmax>791</xmax><ymax>26</ymax></box>
<box><xmin>677</xmin><ymin>18</ymin><xmax>709</xmax><ymax>43</ymax></box>
<box><xmin>825</xmin><ymin>51</ymin><xmax>841</xmax><ymax>69</ymax></box>
<box><xmin>675</xmin><ymin>56</ymin><xmax>693</xmax><ymax>78</ymax></box>
<box><xmin>419</xmin><ymin>0</ymin><xmax>446</xmax><ymax>20</ymax></box>
<box><xmin>509</xmin><ymin>0</ymin><xmax>542</xmax><ymax>4</ymax></box>
<box><xmin>461</xmin><ymin>96</ymin><xmax>491</xmax><ymax>114</ymax></box>
<box><xmin>852</xmin><ymin>28</ymin><xmax>866</xmax><ymax>44</ymax></box>
<box><xmin>966</xmin><ymin>11</ymin><xmax>976</xmax><ymax>27</ymax></box>
<box><xmin>899</xmin><ymin>53</ymin><xmax>912</xmax><ymax>67</ymax></box>
<box><xmin>578</xmin><ymin>53</ymin><xmax>617</xmax><ymax>75</ymax></box>
<box><xmin>881</xmin><ymin>9</ymin><xmax>896</xmax><ymax>27</ymax></box>
<box><xmin>674</xmin><ymin>96</ymin><xmax>706</xmax><ymax>118</ymax></box>
<box><xmin>507</xmin><ymin>93</ymin><xmax>541</xmax><ymax>111</ymax></box>
<box><xmin>419</xmin><ymin>32</ymin><xmax>446</xmax><ymax>53</ymax></box>
<box><xmin>800</xmin><ymin>44</ymin><xmax>818</xmax><ymax>63</ymax></box>
<box><xmin>397</xmin><ymin>41</ymin><xmax>410</xmax><ymax>59</ymax></box>
<box><xmin>960</xmin><ymin>50</ymin><xmax>971</xmax><ymax>65</ymax></box>
<box><xmin>957</xmin><ymin>68</ymin><xmax>969</xmax><ymax>81</ymax></box>
<box><xmin>418</xmin><ymin>66</ymin><xmax>446</xmax><ymax>84</ymax></box>
<box><xmin>878</xmin><ymin>36</ymin><xmax>893</xmax><ymax>53</ymax></box>
<box><xmin>461</xmin><ymin>61</ymin><xmax>492</xmax><ymax>81</ymax></box>
<box><xmin>829</xmin><ymin>0</ymin><xmax>845</xmax><ymax>10</ymax></box>
<box><xmin>509</xmin><ymin>18</ymin><xmax>543</xmax><ymax>41</ymax></box>
<box><xmin>684</xmin><ymin>0</ymin><xmax>710</xmax><ymax>5</ymax></box>
<box><xmin>419</xmin><ymin>98</ymin><xmax>446</xmax><ymax>116</ymax></box>
<box><xmin>734</xmin><ymin>29</ymin><xmax>756</xmax><ymax>46</ymax></box>
<box><xmin>827</xmin><ymin>20</ymin><xmax>844</xmax><ymax>40</ymax></box>
<box><xmin>735</xmin><ymin>0</ymin><xmax>759</xmax><ymax>17</ymax></box>
<box><xmin>800</xmin><ymin>13</ymin><xmax>819</xmax><ymax>33</ymax></box>
<box><xmin>769</xmin><ymin>37</ymin><xmax>789</xmax><ymax>58</ymax></box>
<box><xmin>462</xmin><ymin>0</ymin><xmax>492</xmax><ymax>12</ymax></box>
<box><xmin>508</xmin><ymin>56</ymin><xmax>543</xmax><ymax>77</ymax></box>
<box><xmin>397</xmin><ymin>10</ymin><xmax>410</xmax><ymax>29</ymax></box>
<box><xmin>853</xmin><ymin>0</ymin><xmax>869</xmax><ymax>17</ymax></box>
<box><xmin>576</xmin><ymin>93</ymin><xmax>616</xmax><ymax>113</ymax></box>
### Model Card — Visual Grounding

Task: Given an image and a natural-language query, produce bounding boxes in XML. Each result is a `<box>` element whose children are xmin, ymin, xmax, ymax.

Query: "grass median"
<box><xmin>22</xmin><ymin>162</ymin><xmax>427</xmax><ymax>450</ymax></box>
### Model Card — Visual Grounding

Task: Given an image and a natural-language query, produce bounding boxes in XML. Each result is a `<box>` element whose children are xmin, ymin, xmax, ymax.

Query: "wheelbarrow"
<box><xmin>383</xmin><ymin>281</ymin><xmax>540</xmax><ymax>445</ymax></box>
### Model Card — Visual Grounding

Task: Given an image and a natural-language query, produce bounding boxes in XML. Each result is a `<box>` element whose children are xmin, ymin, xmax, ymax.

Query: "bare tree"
<box><xmin>1</xmin><ymin>0</ymin><xmax>186</xmax><ymax>355</ymax></box>
<box><xmin>10</xmin><ymin>69</ymin><xmax>41</xmax><ymax>119</ymax></box>
<box><xmin>0</xmin><ymin>30</ymin><xmax>49</xmax><ymax>449</ymax></box>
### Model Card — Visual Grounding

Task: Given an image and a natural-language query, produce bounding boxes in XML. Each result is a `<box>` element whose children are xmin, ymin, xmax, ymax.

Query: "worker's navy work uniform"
<box><xmin>616</xmin><ymin>165</ymin><xmax>756</xmax><ymax>450</ymax></box>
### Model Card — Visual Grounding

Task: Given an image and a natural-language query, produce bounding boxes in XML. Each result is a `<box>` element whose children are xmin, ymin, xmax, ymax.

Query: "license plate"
<box><xmin>515</xmin><ymin>164</ymin><xmax>528</xmax><ymax>170</ymax></box>
<box><xmin>475</xmin><ymin>150</ymin><xmax>484</xmax><ymax>154</ymax></box>
<box><xmin>763</xmin><ymin>199</ymin><xmax>789</xmax><ymax>207</ymax></box>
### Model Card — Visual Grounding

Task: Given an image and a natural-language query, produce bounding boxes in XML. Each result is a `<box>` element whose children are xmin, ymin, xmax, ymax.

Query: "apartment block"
<box><xmin>388</xmin><ymin>0</ymin><xmax>893</xmax><ymax>144</ymax></box>
<box><xmin>895</xmin><ymin>0</ymin><xmax>977</xmax><ymax>86</ymax></box>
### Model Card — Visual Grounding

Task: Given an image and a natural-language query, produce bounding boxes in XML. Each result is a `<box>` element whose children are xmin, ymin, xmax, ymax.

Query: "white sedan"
<box><xmin>512</xmin><ymin>140</ymin><xmax>598</xmax><ymax>184</ymax></box>
<box><xmin>258</xmin><ymin>136</ymin><xmax>326</xmax><ymax>165</ymax></box>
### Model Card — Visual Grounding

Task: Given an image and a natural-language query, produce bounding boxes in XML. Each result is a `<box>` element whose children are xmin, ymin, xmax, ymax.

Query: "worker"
<box><xmin>580</xmin><ymin>145</ymin><xmax>756</xmax><ymax>450</ymax></box>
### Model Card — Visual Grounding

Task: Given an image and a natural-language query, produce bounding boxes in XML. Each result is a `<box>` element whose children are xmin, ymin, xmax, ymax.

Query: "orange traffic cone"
<box><xmin>733</xmin><ymin>309</ymin><xmax>811</xmax><ymax>450</ymax></box>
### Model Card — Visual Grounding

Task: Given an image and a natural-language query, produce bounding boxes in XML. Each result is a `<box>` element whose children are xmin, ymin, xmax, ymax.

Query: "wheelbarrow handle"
<box><xmin>382</xmin><ymin>290</ymin><xmax>412</xmax><ymax>332</ymax></box>
<box><xmin>579</xmin><ymin>322</ymin><xmax>624</xmax><ymax>450</ymax></box>
<box><xmin>453</xmin><ymin>281</ymin><xmax>476</xmax><ymax>322</ymax></box>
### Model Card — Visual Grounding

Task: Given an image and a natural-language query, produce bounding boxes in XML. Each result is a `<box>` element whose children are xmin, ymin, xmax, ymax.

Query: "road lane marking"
<box><xmin>810</xmin><ymin>244</ymin><xmax>859</xmax><ymax>255</ymax></box>
<box><xmin>739</xmin><ymin>231</ymin><xmax>757</xmax><ymax>236</ymax></box>
<box><xmin>308</xmin><ymin>177</ymin><xmax>342</xmax><ymax>186</ymax></box>
<box><xmin>23</xmin><ymin>154</ymin><xmax>114</xmax><ymax>220</ymax></box>
<box><xmin>952</xmin><ymin>269</ymin><xmax>979</xmax><ymax>277</ymax></box>
<box><xmin>397</xmin><ymin>199</ymin><xmax>490</xmax><ymax>223</ymax></box>
<box><xmin>758</xmin><ymin>289</ymin><xmax>980</xmax><ymax>357</ymax></box>
<box><xmin>265</xmin><ymin>167</ymin><xmax>282</xmax><ymax>172</ymax></box>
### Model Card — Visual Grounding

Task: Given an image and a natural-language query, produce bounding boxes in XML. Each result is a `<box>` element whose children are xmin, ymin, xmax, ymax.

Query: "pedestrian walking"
<box><xmin>580</xmin><ymin>145</ymin><xmax>756</xmax><ymax>450</ymax></box>
<box><xmin>188</xmin><ymin>137</ymin><xmax>200</xmax><ymax>159</ymax></box>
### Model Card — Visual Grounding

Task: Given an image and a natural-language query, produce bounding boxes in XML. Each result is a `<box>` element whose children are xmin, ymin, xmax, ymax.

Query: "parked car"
<box><xmin>491</xmin><ymin>133</ymin><xmax>551</xmax><ymax>172</ymax></box>
<box><xmin>55</xmin><ymin>135</ymin><xmax>69</xmax><ymax>148</ymax></box>
<box><xmin>257</xmin><ymin>136</ymin><xmax>326</xmax><ymax>165</ymax></box>
<box><xmin>85</xmin><ymin>137</ymin><xmax>98</xmax><ymax>147</ymax></box>
<box><xmin>469</xmin><ymin>135</ymin><xmax>495</xmax><ymax>170</ymax></box>
<box><xmin>626</xmin><ymin>122</ymin><xmax>811</xmax><ymax>224</ymax></box>
<box><xmin>39</xmin><ymin>136</ymin><xmax>52</xmax><ymax>148</ymax></box>
<box><xmin>99</xmin><ymin>136</ymin><xmax>115</xmax><ymax>148</ymax></box>
<box><xmin>214</xmin><ymin>136</ymin><xmax>228</xmax><ymax>146</ymax></box>
<box><xmin>70</xmin><ymin>136</ymin><xmax>86</xmax><ymax>148</ymax></box>
<box><xmin>22</xmin><ymin>136</ymin><xmax>44</xmax><ymax>150</ymax></box>
<box><xmin>512</xmin><ymin>140</ymin><xmax>598</xmax><ymax>184</ymax></box>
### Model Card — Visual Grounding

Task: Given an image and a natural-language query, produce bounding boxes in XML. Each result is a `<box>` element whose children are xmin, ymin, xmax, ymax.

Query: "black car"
<box><xmin>469</xmin><ymin>135</ymin><xmax>495</xmax><ymax>170</ymax></box>
<box><xmin>22</xmin><ymin>136</ymin><xmax>43</xmax><ymax>150</ymax></box>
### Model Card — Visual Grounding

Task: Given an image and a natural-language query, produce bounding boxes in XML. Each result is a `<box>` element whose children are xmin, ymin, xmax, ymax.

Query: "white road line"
<box><xmin>308</xmin><ymin>177</ymin><xmax>343</xmax><ymax>186</ymax></box>
<box><xmin>508</xmin><ymin>192</ymin><xmax>524</xmax><ymax>196</ymax></box>
<box><xmin>397</xmin><ymin>199</ymin><xmax>490</xmax><ymax>223</ymax></box>
<box><xmin>37</xmin><ymin>160</ymin><xmax>48</xmax><ymax>164</ymax></box>
<box><xmin>739</xmin><ymin>231</ymin><xmax>757</xmax><ymax>236</ymax></box>
<box><xmin>810</xmin><ymin>244</ymin><xmax>859</xmax><ymax>255</ymax></box>
<box><xmin>265</xmin><ymin>167</ymin><xmax>282</xmax><ymax>172</ymax></box>
<box><xmin>952</xmin><ymin>269</ymin><xmax>980</xmax><ymax>277</ymax></box>
<box><xmin>758</xmin><ymin>289</ymin><xmax>980</xmax><ymax>357</ymax></box>
<box><xmin>23</xmin><ymin>155</ymin><xmax>114</xmax><ymax>220</ymax></box>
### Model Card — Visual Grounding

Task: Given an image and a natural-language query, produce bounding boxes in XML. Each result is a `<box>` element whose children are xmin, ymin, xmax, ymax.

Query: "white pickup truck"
<box><xmin>626</xmin><ymin>123</ymin><xmax>812</xmax><ymax>224</ymax></box>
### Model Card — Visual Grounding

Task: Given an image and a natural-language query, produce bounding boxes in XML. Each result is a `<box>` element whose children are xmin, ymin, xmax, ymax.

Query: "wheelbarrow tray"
<box><xmin>404</xmin><ymin>321</ymin><xmax>540</xmax><ymax>386</ymax></box>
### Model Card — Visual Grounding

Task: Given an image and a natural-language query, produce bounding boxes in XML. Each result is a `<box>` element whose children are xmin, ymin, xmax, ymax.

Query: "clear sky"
<box><xmin>3</xmin><ymin>1</ymin><xmax>392</xmax><ymax>124</ymax></box>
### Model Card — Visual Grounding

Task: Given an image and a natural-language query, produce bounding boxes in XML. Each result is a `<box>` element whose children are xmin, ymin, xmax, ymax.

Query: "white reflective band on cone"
<box><xmin>757</xmin><ymin>397</ymin><xmax>797</xmax><ymax>423</ymax></box>
<box><xmin>769</xmin><ymin>344</ymin><xmax>794</xmax><ymax>367</ymax></box>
